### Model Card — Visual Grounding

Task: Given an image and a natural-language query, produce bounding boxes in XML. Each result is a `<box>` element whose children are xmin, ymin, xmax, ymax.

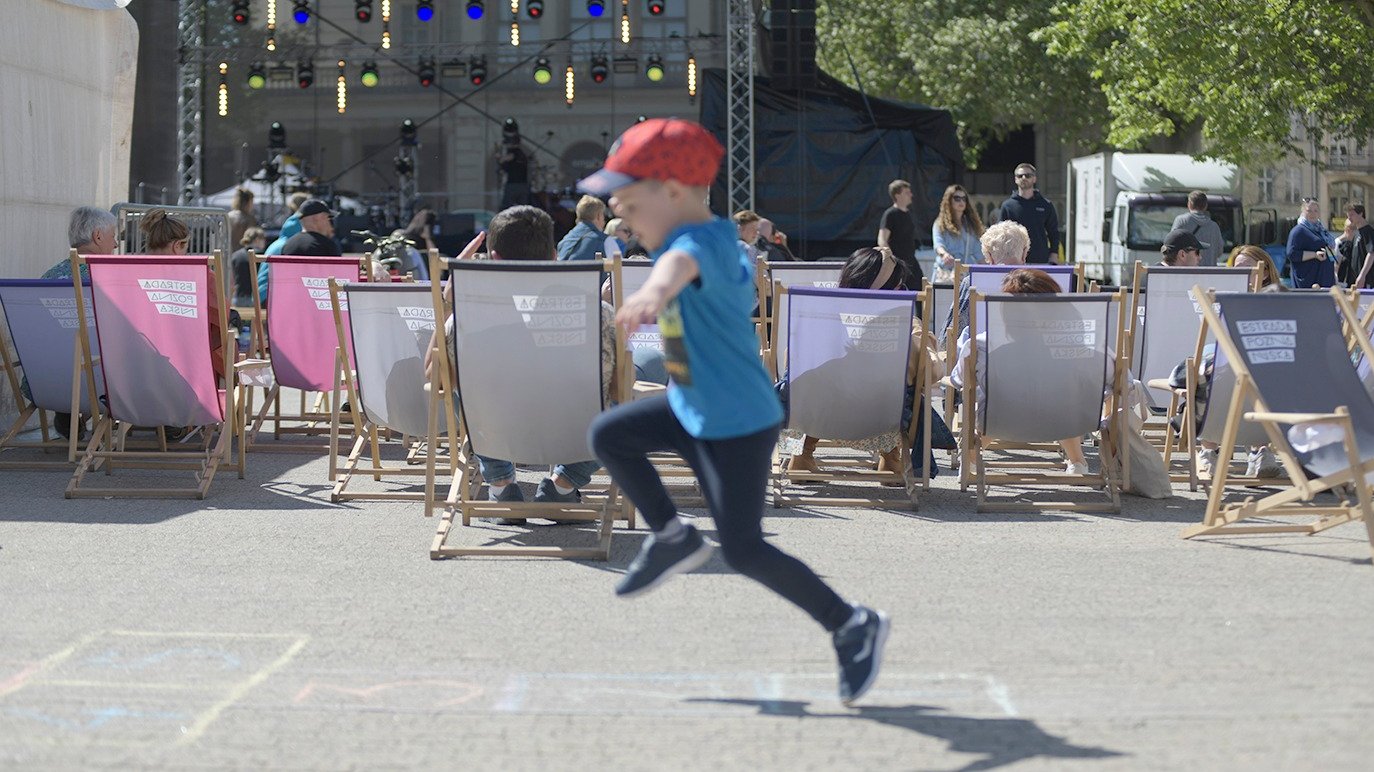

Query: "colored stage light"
<box><xmin>533</xmin><ymin>57</ymin><xmax>553</xmax><ymax>85</ymax></box>
<box><xmin>527</xmin><ymin>0</ymin><xmax>543</xmax><ymax>18</ymax></box>
<box><xmin>465</xmin><ymin>1</ymin><xmax>484</xmax><ymax>20</ymax></box>
<box><xmin>587</xmin><ymin>1</ymin><xmax>605</xmax><ymax>18</ymax></box>
<box><xmin>417</xmin><ymin>0</ymin><xmax>435</xmax><ymax>21</ymax></box>
<box><xmin>645</xmin><ymin>54</ymin><xmax>664</xmax><ymax>82</ymax></box>
<box><xmin>355</xmin><ymin>1</ymin><xmax>373</xmax><ymax>22</ymax></box>
<box><xmin>293</xmin><ymin>1</ymin><xmax>310</xmax><ymax>24</ymax></box>
<box><xmin>360</xmin><ymin>61</ymin><xmax>379</xmax><ymax>87</ymax></box>
<box><xmin>469</xmin><ymin>56</ymin><xmax>488</xmax><ymax>85</ymax></box>
<box><xmin>417</xmin><ymin>58</ymin><xmax>436</xmax><ymax>87</ymax></box>
<box><xmin>297</xmin><ymin>60</ymin><xmax>314</xmax><ymax>88</ymax></box>
<box><xmin>247</xmin><ymin>63</ymin><xmax>267</xmax><ymax>89</ymax></box>
<box><xmin>590</xmin><ymin>55</ymin><xmax>608</xmax><ymax>84</ymax></box>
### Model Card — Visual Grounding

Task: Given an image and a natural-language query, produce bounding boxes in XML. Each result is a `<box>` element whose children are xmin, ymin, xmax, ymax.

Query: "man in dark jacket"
<box><xmin>998</xmin><ymin>163</ymin><xmax>1060</xmax><ymax>264</ymax></box>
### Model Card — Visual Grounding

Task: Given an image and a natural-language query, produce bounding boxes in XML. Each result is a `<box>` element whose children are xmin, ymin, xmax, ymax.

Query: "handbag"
<box><xmin>1105</xmin><ymin>380</ymin><xmax>1172</xmax><ymax>499</ymax></box>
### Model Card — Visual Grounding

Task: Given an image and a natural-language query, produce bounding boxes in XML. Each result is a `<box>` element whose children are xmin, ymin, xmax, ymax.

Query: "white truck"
<box><xmin>1066</xmin><ymin>153</ymin><xmax>1243</xmax><ymax>285</ymax></box>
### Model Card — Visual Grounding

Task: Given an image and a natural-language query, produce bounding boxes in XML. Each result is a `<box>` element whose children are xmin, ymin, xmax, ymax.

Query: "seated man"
<box><xmin>426</xmin><ymin>205</ymin><xmax>667</xmax><ymax>514</ymax></box>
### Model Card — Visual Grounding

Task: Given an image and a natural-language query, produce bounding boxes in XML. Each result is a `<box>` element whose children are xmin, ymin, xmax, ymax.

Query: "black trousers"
<box><xmin>589</xmin><ymin>396</ymin><xmax>852</xmax><ymax>632</ymax></box>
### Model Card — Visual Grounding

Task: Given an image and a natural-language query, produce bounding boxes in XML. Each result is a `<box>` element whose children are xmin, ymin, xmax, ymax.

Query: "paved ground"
<box><xmin>1</xmin><ymin>436</ymin><xmax>1372</xmax><ymax>771</ymax></box>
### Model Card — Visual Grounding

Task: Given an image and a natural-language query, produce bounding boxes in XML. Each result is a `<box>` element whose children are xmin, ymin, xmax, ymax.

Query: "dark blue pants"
<box><xmin>589</xmin><ymin>395</ymin><xmax>852</xmax><ymax>632</ymax></box>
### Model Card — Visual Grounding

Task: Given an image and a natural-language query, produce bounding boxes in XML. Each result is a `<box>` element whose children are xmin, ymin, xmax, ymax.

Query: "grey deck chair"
<box><xmin>763</xmin><ymin>261</ymin><xmax>849</xmax><ymax>379</ymax></box>
<box><xmin>1128</xmin><ymin>265</ymin><xmax>1253</xmax><ymax>410</ymax></box>
<box><xmin>327</xmin><ymin>281</ymin><xmax>459</xmax><ymax>514</ymax></box>
<box><xmin>771</xmin><ymin>286</ymin><xmax>922</xmax><ymax>510</ymax></box>
<box><xmin>965</xmin><ymin>291</ymin><xmax>1125</xmax><ymax>512</ymax></box>
<box><xmin>431</xmin><ymin>259</ymin><xmax>625</xmax><ymax>560</ymax></box>
<box><xmin>966</xmin><ymin>264</ymin><xmax>1079</xmax><ymax>295</ymax></box>
<box><xmin>1182</xmin><ymin>289</ymin><xmax>1374</xmax><ymax>554</ymax></box>
<box><xmin>0</xmin><ymin>279</ymin><xmax>104</xmax><ymax>467</ymax></box>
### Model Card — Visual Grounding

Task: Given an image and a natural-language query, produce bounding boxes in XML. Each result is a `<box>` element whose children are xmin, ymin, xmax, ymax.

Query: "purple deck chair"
<box><xmin>68</xmin><ymin>254</ymin><xmax>240</xmax><ymax>499</ymax></box>
<box><xmin>772</xmin><ymin>286</ymin><xmax>921</xmax><ymax>510</ymax></box>
<box><xmin>0</xmin><ymin>279</ymin><xmax>104</xmax><ymax>466</ymax></box>
<box><xmin>249</xmin><ymin>255</ymin><xmax>362</xmax><ymax>449</ymax></box>
<box><xmin>1183</xmin><ymin>289</ymin><xmax>1374</xmax><ymax>554</ymax></box>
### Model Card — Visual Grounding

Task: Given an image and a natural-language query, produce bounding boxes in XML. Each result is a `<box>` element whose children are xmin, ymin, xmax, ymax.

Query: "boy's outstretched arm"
<box><xmin>616</xmin><ymin>250</ymin><xmax>699</xmax><ymax>334</ymax></box>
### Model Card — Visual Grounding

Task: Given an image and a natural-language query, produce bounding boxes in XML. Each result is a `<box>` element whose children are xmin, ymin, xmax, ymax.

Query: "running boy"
<box><xmin>581</xmin><ymin>119</ymin><xmax>889</xmax><ymax>705</ymax></box>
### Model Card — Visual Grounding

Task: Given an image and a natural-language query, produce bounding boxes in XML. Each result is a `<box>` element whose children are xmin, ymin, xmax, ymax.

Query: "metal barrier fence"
<box><xmin>111</xmin><ymin>203</ymin><xmax>231</xmax><ymax>258</ymax></box>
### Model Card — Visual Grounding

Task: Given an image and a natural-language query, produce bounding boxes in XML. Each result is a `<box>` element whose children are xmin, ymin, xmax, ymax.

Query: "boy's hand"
<box><xmin>617</xmin><ymin>286</ymin><xmax>667</xmax><ymax>335</ymax></box>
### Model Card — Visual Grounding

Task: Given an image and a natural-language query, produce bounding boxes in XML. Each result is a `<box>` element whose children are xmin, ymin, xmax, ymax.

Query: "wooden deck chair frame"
<box><xmin>429</xmin><ymin>256</ymin><xmax>630</xmax><ymax>560</ymax></box>
<box><xmin>757</xmin><ymin>260</ymin><xmax>848</xmax><ymax>379</ymax></box>
<box><xmin>928</xmin><ymin>265</ymin><xmax>966</xmax><ymax>476</ymax></box>
<box><xmin>961</xmin><ymin>289</ymin><xmax>1127</xmax><ymax>513</ymax></box>
<box><xmin>65</xmin><ymin>251</ymin><xmax>245</xmax><ymax>499</ymax></box>
<box><xmin>244</xmin><ymin>252</ymin><xmax>371</xmax><ymax>452</ymax></box>
<box><xmin>1179</xmin><ymin>288</ymin><xmax>1374</xmax><ymax>551</ymax></box>
<box><xmin>769</xmin><ymin>284</ymin><xmax>925</xmax><ymax>510</ymax></box>
<box><xmin>0</xmin><ymin>275</ymin><xmax>103</xmax><ymax>468</ymax></box>
<box><xmin>326</xmin><ymin>267</ymin><xmax>461</xmax><ymax>515</ymax></box>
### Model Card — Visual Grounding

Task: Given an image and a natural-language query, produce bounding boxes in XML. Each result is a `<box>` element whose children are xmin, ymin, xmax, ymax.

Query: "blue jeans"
<box><xmin>476</xmin><ymin>456</ymin><xmax>600</xmax><ymax>488</ymax></box>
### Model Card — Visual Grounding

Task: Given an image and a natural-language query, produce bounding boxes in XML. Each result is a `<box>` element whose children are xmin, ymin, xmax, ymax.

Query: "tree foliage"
<box><xmin>818</xmin><ymin>0</ymin><xmax>1374</xmax><ymax>166</ymax></box>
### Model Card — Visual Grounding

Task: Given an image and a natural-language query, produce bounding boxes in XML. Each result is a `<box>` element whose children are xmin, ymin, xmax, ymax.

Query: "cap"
<box><xmin>578</xmin><ymin>118</ymin><xmax>724</xmax><ymax>196</ymax></box>
<box><xmin>1161</xmin><ymin>228</ymin><xmax>1206</xmax><ymax>254</ymax></box>
<box><xmin>298</xmin><ymin>199</ymin><xmax>337</xmax><ymax>218</ymax></box>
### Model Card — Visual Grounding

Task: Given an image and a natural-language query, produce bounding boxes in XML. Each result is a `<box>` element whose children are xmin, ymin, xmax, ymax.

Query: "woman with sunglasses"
<box><xmin>932</xmin><ymin>185</ymin><xmax>985</xmax><ymax>283</ymax></box>
<box><xmin>1286</xmin><ymin>196</ymin><xmax>1336</xmax><ymax>289</ymax></box>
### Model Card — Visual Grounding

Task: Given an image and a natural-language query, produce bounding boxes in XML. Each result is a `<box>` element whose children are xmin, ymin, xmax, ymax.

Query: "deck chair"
<box><xmin>928</xmin><ymin>264</ymin><xmax>965</xmax><ymax>451</ymax></box>
<box><xmin>1126</xmin><ymin>263</ymin><xmax>1255</xmax><ymax>457</ymax></box>
<box><xmin>246</xmin><ymin>254</ymin><xmax>365</xmax><ymax>451</ymax></box>
<box><xmin>430</xmin><ymin>258</ymin><xmax>627</xmax><ymax>560</ymax></box>
<box><xmin>962</xmin><ymin>291</ymin><xmax>1126</xmax><ymax>512</ymax></box>
<box><xmin>1181</xmin><ymin>289</ymin><xmax>1374</xmax><ymax>555</ymax></box>
<box><xmin>771</xmin><ymin>286</ymin><xmax>923</xmax><ymax>510</ymax></box>
<box><xmin>66</xmin><ymin>253</ymin><xmax>243</xmax><ymax>499</ymax></box>
<box><xmin>0</xmin><ymin>278</ymin><xmax>104</xmax><ymax>467</ymax></box>
<box><xmin>966</xmin><ymin>263</ymin><xmax>1082</xmax><ymax>295</ymax></box>
<box><xmin>758</xmin><ymin>261</ymin><xmax>847</xmax><ymax>378</ymax></box>
<box><xmin>326</xmin><ymin>280</ymin><xmax>460</xmax><ymax>514</ymax></box>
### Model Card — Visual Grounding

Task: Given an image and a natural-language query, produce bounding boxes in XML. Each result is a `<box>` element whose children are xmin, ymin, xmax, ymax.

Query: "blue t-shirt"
<box><xmin>654</xmin><ymin>217</ymin><xmax>783</xmax><ymax>439</ymax></box>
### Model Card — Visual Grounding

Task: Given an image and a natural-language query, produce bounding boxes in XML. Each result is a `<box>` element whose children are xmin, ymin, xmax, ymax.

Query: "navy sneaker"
<box><xmin>486</xmin><ymin>482</ymin><xmax>524</xmax><ymax>525</ymax></box>
<box><xmin>533</xmin><ymin>477</ymin><xmax>582</xmax><ymax>504</ymax></box>
<box><xmin>614</xmin><ymin>524</ymin><xmax>713</xmax><ymax>598</ymax></box>
<box><xmin>834</xmin><ymin>606</ymin><xmax>890</xmax><ymax>706</ymax></box>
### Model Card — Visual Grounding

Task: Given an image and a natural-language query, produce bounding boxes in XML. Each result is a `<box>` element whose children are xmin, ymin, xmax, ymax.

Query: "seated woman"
<box><xmin>1227</xmin><ymin>244</ymin><xmax>1285</xmax><ymax>292</ymax></box>
<box><xmin>950</xmin><ymin>268</ymin><xmax>1112</xmax><ymax>476</ymax></box>
<box><xmin>784</xmin><ymin>245</ymin><xmax>944</xmax><ymax>476</ymax></box>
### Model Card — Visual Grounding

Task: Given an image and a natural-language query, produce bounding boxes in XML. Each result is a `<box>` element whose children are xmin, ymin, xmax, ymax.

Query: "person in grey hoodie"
<box><xmin>1169</xmin><ymin>190</ymin><xmax>1225</xmax><ymax>266</ymax></box>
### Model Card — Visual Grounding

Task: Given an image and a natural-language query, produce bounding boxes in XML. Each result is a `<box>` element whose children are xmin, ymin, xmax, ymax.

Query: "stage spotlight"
<box><xmin>502</xmin><ymin>117</ymin><xmax>521</xmax><ymax>143</ymax></box>
<box><xmin>417</xmin><ymin>58</ymin><xmax>436</xmax><ymax>87</ymax></box>
<box><xmin>469</xmin><ymin>56</ymin><xmax>488</xmax><ymax>85</ymax></box>
<box><xmin>247</xmin><ymin>63</ymin><xmax>267</xmax><ymax>89</ymax></box>
<box><xmin>590</xmin><ymin>55</ymin><xmax>608</xmax><ymax>84</ymax></box>
<box><xmin>527</xmin><ymin>0</ymin><xmax>543</xmax><ymax>18</ymax></box>
<box><xmin>645</xmin><ymin>54</ymin><xmax>664</xmax><ymax>82</ymax></box>
<box><xmin>647</xmin><ymin>0</ymin><xmax>664</xmax><ymax>15</ymax></box>
<box><xmin>400</xmin><ymin>119</ymin><xmax>418</xmax><ymax>146</ymax></box>
<box><xmin>269</xmin><ymin>122</ymin><xmax>288</xmax><ymax>150</ymax></box>
<box><xmin>587</xmin><ymin>0</ymin><xmax>605</xmax><ymax>17</ymax></box>
<box><xmin>355</xmin><ymin>1</ymin><xmax>373</xmax><ymax>22</ymax></box>
<box><xmin>533</xmin><ymin>57</ymin><xmax>553</xmax><ymax>85</ymax></box>
<box><xmin>231</xmin><ymin>1</ymin><xmax>250</xmax><ymax>25</ymax></box>
<box><xmin>292</xmin><ymin>1</ymin><xmax>310</xmax><ymax>24</ymax></box>
<box><xmin>297</xmin><ymin>60</ymin><xmax>314</xmax><ymax>88</ymax></box>
<box><xmin>417</xmin><ymin>0</ymin><xmax>434</xmax><ymax>21</ymax></box>
<box><xmin>466</xmin><ymin>1</ymin><xmax>484</xmax><ymax>20</ymax></box>
<box><xmin>360</xmin><ymin>61</ymin><xmax>379</xmax><ymax>87</ymax></box>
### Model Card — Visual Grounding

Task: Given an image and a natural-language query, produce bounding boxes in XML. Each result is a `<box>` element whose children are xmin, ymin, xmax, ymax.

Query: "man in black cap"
<box><xmin>1160</xmin><ymin>228</ymin><xmax>1204</xmax><ymax>267</ymax></box>
<box><xmin>280</xmin><ymin>199</ymin><xmax>341</xmax><ymax>257</ymax></box>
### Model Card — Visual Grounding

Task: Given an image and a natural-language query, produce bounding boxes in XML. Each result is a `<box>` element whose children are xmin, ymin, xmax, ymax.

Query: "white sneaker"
<box><xmin>1249</xmin><ymin>447</ymin><xmax>1282</xmax><ymax>478</ymax></box>
<box><xmin>1066</xmin><ymin>462</ymin><xmax>1089</xmax><ymax>476</ymax></box>
<box><xmin>1197</xmin><ymin>448</ymin><xmax>1219</xmax><ymax>478</ymax></box>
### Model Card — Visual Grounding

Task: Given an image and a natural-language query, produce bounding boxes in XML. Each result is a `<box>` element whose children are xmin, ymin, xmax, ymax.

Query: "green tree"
<box><xmin>1040</xmin><ymin>0</ymin><xmax>1374</xmax><ymax>165</ymax></box>
<box><xmin>817</xmin><ymin>0</ymin><xmax>1105</xmax><ymax>166</ymax></box>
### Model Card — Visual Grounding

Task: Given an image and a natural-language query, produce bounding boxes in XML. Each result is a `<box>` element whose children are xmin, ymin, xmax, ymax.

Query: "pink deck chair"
<box><xmin>67</xmin><ymin>254</ymin><xmax>241</xmax><ymax>499</ymax></box>
<box><xmin>0</xmin><ymin>279</ymin><xmax>104</xmax><ymax>466</ymax></box>
<box><xmin>247</xmin><ymin>255</ymin><xmax>362</xmax><ymax>449</ymax></box>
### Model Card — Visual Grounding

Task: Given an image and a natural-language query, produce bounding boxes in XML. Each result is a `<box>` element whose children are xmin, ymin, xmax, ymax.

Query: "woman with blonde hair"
<box><xmin>1227</xmin><ymin>245</ymin><xmax>1285</xmax><ymax>291</ymax></box>
<box><xmin>931</xmin><ymin>184</ymin><xmax>984</xmax><ymax>282</ymax></box>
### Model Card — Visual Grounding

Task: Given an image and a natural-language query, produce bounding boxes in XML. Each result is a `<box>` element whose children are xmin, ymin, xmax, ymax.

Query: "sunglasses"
<box><xmin>1302</xmin><ymin>196</ymin><xmax>1319</xmax><ymax>204</ymax></box>
<box><xmin>1015</xmin><ymin>173</ymin><xmax>1036</xmax><ymax>178</ymax></box>
<box><xmin>951</xmin><ymin>195</ymin><xmax>967</xmax><ymax>202</ymax></box>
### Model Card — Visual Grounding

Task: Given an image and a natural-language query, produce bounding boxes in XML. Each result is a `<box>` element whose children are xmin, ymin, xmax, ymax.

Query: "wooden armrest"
<box><xmin>1145</xmin><ymin>378</ymin><xmax>1174</xmax><ymax>391</ymax></box>
<box><xmin>1244</xmin><ymin>411</ymin><xmax>1345</xmax><ymax>424</ymax></box>
<box><xmin>632</xmin><ymin>381</ymin><xmax>667</xmax><ymax>394</ymax></box>
<box><xmin>233</xmin><ymin>358</ymin><xmax>270</xmax><ymax>370</ymax></box>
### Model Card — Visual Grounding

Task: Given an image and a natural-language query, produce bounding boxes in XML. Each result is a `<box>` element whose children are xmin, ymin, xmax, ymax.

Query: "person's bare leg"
<box><xmin>1060</xmin><ymin>437</ymin><xmax>1087</xmax><ymax>471</ymax></box>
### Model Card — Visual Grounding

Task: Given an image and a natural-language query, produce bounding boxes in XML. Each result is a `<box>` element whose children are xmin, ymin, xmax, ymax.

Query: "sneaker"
<box><xmin>1066</xmin><ymin>462</ymin><xmax>1089</xmax><ymax>476</ymax></box>
<box><xmin>615</xmin><ymin>524</ymin><xmax>713</xmax><ymax>599</ymax></box>
<box><xmin>834</xmin><ymin>606</ymin><xmax>891</xmax><ymax>706</ymax></box>
<box><xmin>1197</xmin><ymin>447</ymin><xmax>1219</xmax><ymax>478</ymax></box>
<box><xmin>486</xmin><ymin>482</ymin><xmax>524</xmax><ymax>525</ymax></box>
<box><xmin>1248</xmin><ymin>447</ymin><xmax>1282</xmax><ymax>479</ymax></box>
<box><xmin>533</xmin><ymin>477</ymin><xmax>582</xmax><ymax>504</ymax></box>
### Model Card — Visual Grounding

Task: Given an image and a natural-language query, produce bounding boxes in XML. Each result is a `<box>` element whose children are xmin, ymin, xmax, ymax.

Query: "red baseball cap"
<box><xmin>578</xmin><ymin>118</ymin><xmax>724</xmax><ymax>196</ymax></box>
